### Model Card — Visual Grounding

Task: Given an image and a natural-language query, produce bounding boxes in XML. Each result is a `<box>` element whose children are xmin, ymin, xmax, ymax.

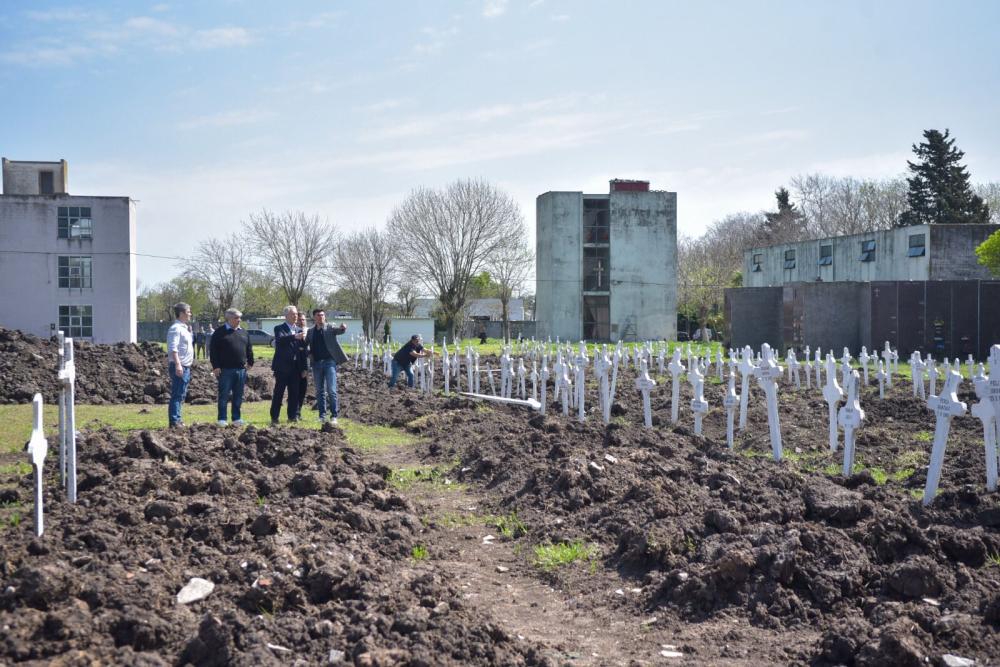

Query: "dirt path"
<box><xmin>366</xmin><ymin>440</ymin><xmax>820</xmax><ymax>666</ymax></box>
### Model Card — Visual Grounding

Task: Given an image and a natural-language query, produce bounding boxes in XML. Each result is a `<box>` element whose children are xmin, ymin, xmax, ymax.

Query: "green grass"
<box><xmin>891</xmin><ymin>468</ymin><xmax>916</xmax><ymax>483</ymax></box>
<box><xmin>915</xmin><ymin>431</ymin><xmax>933</xmax><ymax>443</ymax></box>
<box><xmin>0</xmin><ymin>462</ymin><xmax>32</xmax><ymax>477</ymax></box>
<box><xmin>869</xmin><ymin>467</ymin><xmax>889</xmax><ymax>485</ymax></box>
<box><xmin>495</xmin><ymin>512</ymin><xmax>528</xmax><ymax>539</ymax></box>
<box><xmin>389</xmin><ymin>463</ymin><xmax>465</xmax><ymax>492</ymax></box>
<box><xmin>909</xmin><ymin>488</ymin><xmax>925</xmax><ymax>500</ymax></box>
<box><xmin>446</xmin><ymin>338</ymin><xmax>723</xmax><ymax>359</ymax></box>
<box><xmin>0</xmin><ymin>403</ymin><xmax>420</xmax><ymax>455</ymax></box>
<box><xmin>987</xmin><ymin>552</ymin><xmax>1000</xmax><ymax>567</ymax></box>
<box><xmin>411</xmin><ymin>544</ymin><xmax>429</xmax><ymax>560</ymax></box>
<box><xmin>823</xmin><ymin>463</ymin><xmax>841</xmax><ymax>476</ymax></box>
<box><xmin>532</xmin><ymin>540</ymin><xmax>597</xmax><ymax>571</ymax></box>
<box><xmin>430</xmin><ymin>512</ymin><xmax>497</xmax><ymax>529</ymax></box>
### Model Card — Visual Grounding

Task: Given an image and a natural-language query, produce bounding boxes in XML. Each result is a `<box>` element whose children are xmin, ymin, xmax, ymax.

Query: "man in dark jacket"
<box><xmin>291</xmin><ymin>310</ymin><xmax>310</xmax><ymax>421</ymax></box>
<box><xmin>209</xmin><ymin>308</ymin><xmax>254</xmax><ymax>426</ymax></box>
<box><xmin>270</xmin><ymin>305</ymin><xmax>304</xmax><ymax>425</ymax></box>
<box><xmin>305</xmin><ymin>309</ymin><xmax>348</xmax><ymax>423</ymax></box>
<box><xmin>389</xmin><ymin>334</ymin><xmax>430</xmax><ymax>388</ymax></box>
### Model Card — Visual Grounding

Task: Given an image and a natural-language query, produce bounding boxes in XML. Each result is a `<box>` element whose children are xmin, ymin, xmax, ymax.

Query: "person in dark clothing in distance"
<box><xmin>209</xmin><ymin>308</ymin><xmax>254</xmax><ymax>426</ymax></box>
<box><xmin>305</xmin><ymin>309</ymin><xmax>348</xmax><ymax>423</ymax></box>
<box><xmin>389</xmin><ymin>334</ymin><xmax>430</xmax><ymax>388</ymax></box>
<box><xmin>292</xmin><ymin>310</ymin><xmax>309</xmax><ymax>421</ymax></box>
<box><xmin>269</xmin><ymin>305</ymin><xmax>305</xmax><ymax>425</ymax></box>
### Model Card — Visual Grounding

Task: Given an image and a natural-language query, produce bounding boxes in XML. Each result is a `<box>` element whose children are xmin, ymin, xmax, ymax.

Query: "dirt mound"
<box><xmin>0</xmin><ymin>327</ymin><xmax>268</xmax><ymax>405</ymax></box>
<box><xmin>0</xmin><ymin>424</ymin><xmax>550</xmax><ymax>665</ymax></box>
<box><xmin>402</xmin><ymin>365</ymin><xmax>1000</xmax><ymax>665</ymax></box>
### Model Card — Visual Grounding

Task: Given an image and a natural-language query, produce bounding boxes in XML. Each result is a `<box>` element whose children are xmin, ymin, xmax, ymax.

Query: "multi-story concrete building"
<box><xmin>536</xmin><ymin>179</ymin><xmax>677</xmax><ymax>341</ymax></box>
<box><xmin>744</xmin><ymin>224</ymin><xmax>998</xmax><ymax>287</ymax></box>
<box><xmin>0</xmin><ymin>158</ymin><xmax>136</xmax><ymax>343</ymax></box>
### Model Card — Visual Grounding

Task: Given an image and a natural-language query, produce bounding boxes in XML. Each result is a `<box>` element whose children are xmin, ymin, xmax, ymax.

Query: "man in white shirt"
<box><xmin>166</xmin><ymin>302</ymin><xmax>194</xmax><ymax>427</ymax></box>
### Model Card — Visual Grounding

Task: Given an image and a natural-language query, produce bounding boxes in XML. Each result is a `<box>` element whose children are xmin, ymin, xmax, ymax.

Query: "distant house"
<box><xmin>413</xmin><ymin>298</ymin><xmax>525</xmax><ymax>321</ymax></box>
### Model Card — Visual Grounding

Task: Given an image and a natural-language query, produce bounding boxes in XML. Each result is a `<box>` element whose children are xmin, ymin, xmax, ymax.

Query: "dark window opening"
<box><xmin>58</xmin><ymin>256</ymin><xmax>93</xmax><ymax>289</ymax></box>
<box><xmin>907</xmin><ymin>234</ymin><xmax>926</xmax><ymax>257</ymax></box>
<box><xmin>57</xmin><ymin>206</ymin><xmax>93</xmax><ymax>240</ymax></box>
<box><xmin>818</xmin><ymin>244</ymin><xmax>833</xmax><ymax>266</ymax></box>
<box><xmin>783</xmin><ymin>249</ymin><xmax>796</xmax><ymax>269</ymax></box>
<box><xmin>583</xmin><ymin>199</ymin><xmax>609</xmax><ymax>244</ymax></box>
<box><xmin>860</xmin><ymin>239</ymin><xmax>876</xmax><ymax>262</ymax></box>
<box><xmin>59</xmin><ymin>305</ymin><xmax>93</xmax><ymax>338</ymax></box>
<box><xmin>583</xmin><ymin>295</ymin><xmax>610</xmax><ymax>341</ymax></box>
<box><xmin>751</xmin><ymin>253</ymin><xmax>762</xmax><ymax>272</ymax></box>
<box><xmin>583</xmin><ymin>246</ymin><xmax>610</xmax><ymax>291</ymax></box>
<box><xmin>39</xmin><ymin>171</ymin><xmax>55</xmax><ymax>194</ymax></box>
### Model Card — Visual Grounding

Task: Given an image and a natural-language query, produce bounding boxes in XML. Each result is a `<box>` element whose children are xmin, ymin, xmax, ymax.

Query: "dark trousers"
<box><xmin>293</xmin><ymin>372</ymin><xmax>308</xmax><ymax>419</ymax></box>
<box><xmin>270</xmin><ymin>371</ymin><xmax>299</xmax><ymax>422</ymax></box>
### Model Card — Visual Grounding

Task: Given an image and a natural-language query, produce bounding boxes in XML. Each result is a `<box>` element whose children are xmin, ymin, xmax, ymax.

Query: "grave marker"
<box><xmin>972</xmin><ymin>365</ymin><xmax>998</xmax><ymax>492</ymax></box>
<box><xmin>882</xmin><ymin>342</ymin><xmax>893</xmax><ymax>388</ymax></box>
<box><xmin>575</xmin><ymin>343</ymin><xmax>589</xmax><ymax>422</ymax></box>
<box><xmin>58</xmin><ymin>338</ymin><xmax>77</xmax><ymax>503</ymax></box>
<box><xmin>859</xmin><ymin>347</ymin><xmax>870</xmax><ymax>385</ymax></box>
<box><xmin>787</xmin><ymin>349</ymin><xmax>801</xmax><ymax>389</ymax></box>
<box><xmin>26</xmin><ymin>393</ymin><xmax>47</xmax><ymax>537</ymax></box>
<box><xmin>738</xmin><ymin>346</ymin><xmax>756</xmax><ymax>430</ymax></box>
<box><xmin>635</xmin><ymin>360</ymin><xmax>657</xmax><ymax>429</ymax></box>
<box><xmin>838</xmin><ymin>371</ymin><xmax>865</xmax><ymax>476</ymax></box>
<box><xmin>56</xmin><ymin>330</ymin><xmax>66</xmax><ymax>484</ymax></box>
<box><xmin>922</xmin><ymin>370</ymin><xmax>967</xmax><ymax>505</ymax></box>
<box><xmin>753</xmin><ymin>343</ymin><xmax>784</xmax><ymax>461</ymax></box>
<box><xmin>910</xmin><ymin>352</ymin><xmax>926</xmax><ymax>399</ymax></box>
<box><xmin>823</xmin><ymin>354</ymin><xmax>844</xmax><ymax>452</ymax></box>
<box><xmin>540</xmin><ymin>360</ymin><xmax>549</xmax><ymax>415</ymax></box>
<box><xmin>876</xmin><ymin>360</ymin><xmax>886</xmax><ymax>399</ymax></box>
<box><xmin>927</xmin><ymin>357</ymin><xmax>938</xmax><ymax>397</ymax></box>
<box><xmin>841</xmin><ymin>348</ymin><xmax>852</xmax><ymax>388</ymax></box>
<box><xmin>689</xmin><ymin>365</ymin><xmax>709</xmax><ymax>435</ymax></box>
<box><xmin>723</xmin><ymin>369</ymin><xmax>738</xmax><ymax>449</ymax></box>
<box><xmin>668</xmin><ymin>350</ymin><xmax>686</xmax><ymax>424</ymax></box>
<box><xmin>804</xmin><ymin>345</ymin><xmax>812</xmax><ymax>390</ymax></box>
<box><xmin>815</xmin><ymin>347</ymin><xmax>823</xmax><ymax>388</ymax></box>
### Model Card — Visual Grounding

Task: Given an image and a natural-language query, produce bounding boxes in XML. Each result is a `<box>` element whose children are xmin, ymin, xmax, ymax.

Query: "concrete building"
<box><xmin>0</xmin><ymin>158</ymin><xmax>136</xmax><ymax>343</ymax></box>
<box><xmin>535</xmin><ymin>179</ymin><xmax>677</xmax><ymax>342</ymax></box>
<box><xmin>413</xmin><ymin>297</ymin><xmax>525</xmax><ymax>322</ymax></box>
<box><xmin>744</xmin><ymin>224</ymin><xmax>999</xmax><ymax>287</ymax></box>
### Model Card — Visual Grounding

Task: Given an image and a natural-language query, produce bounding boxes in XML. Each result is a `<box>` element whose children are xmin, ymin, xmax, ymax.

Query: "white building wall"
<box><xmin>609</xmin><ymin>190</ymin><xmax>677</xmax><ymax>341</ymax></box>
<box><xmin>0</xmin><ymin>195</ymin><xmax>136</xmax><ymax>343</ymax></box>
<box><xmin>536</xmin><ymin>192</ymin><xmax>583</xmax><ymax>340</ymax></box>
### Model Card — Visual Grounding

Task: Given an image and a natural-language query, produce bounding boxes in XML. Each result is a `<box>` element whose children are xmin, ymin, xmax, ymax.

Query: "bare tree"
<box><xmin>975</xmin><ymin>182</ymin><xmax>1000</xmax><ymax>224</ymax></box>
<box><xmin>677</xmin><ymin>235</ymin><xmax>737</xmax><ymax>342</ymax></box>
<box><xmin>245</xmin><ymin>209</ymin><xmax>338</xmax><ymax>307</ymax></box>
<box><xmin>386</xmin><ymin>179</ymin><xmax>523</xmax><ymax>340</ymax></box>
<box><xmin>790</xmin><ymin>174</ymin><xmax>909</xmax><ymax>237</ymax></box>
<box><xmin>488</xmin><ymin>225</ymin><xmax>533</xmax><ymax>343</ymax></box>
<box><xmin>333</xmin><ymin>228</ymin><xmax>397</xmax><ymax>339</ymax></box>
<box><xmin>395</xmin><ymin>281</ymin><xmax>419</xmax><ymax>317</ymax></box>
<box><xmin>184</xmin><ymin>233</ymin><xmax>251</xmax><ymax>318</ymax></box>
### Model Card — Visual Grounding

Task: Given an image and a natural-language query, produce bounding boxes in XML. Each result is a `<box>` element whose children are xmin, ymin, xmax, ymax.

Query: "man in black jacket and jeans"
<box><xmin>209</xmin><ymin>308</ymin><xmax>254</xmax><ymax>426</ymax></box>
<box><xmin>270</xmin><ymin>305</ymin><xmax>304</xmax><ymax>425</ymax></box>
<box><xmin>305</xmin><ymin>309</ymin><xmax>347</xmax><ymax>424</ymax></box>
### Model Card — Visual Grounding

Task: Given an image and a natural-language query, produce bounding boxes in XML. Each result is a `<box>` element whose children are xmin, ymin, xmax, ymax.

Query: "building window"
<box><xmin>58</xmin><ymin>305</ymin><xmax>93</xmax><ymax>338</ymax></box>
<box><xmin>751</xmin><ymin>253</ymin><xmax>762</xmax><ymax>272</ymax></box>
<box><xmin>783</xmin><ymin>249</ymin><xmax>796</xmax><ymax>269</ymax></box>
<box><xmin>583</xmin><ymin>295</ymin><xmax>610</xmax><ymax>341</ymax></box>
<box><xmin>58</xmin><ymin>256</ymin><xmax>93</xmax><ymax>288</ymax></box>
<box><xmin>39</xmin><ymin>171</ymin><xmax>55</xmax><ymax>194</ymax></box>
<box><xmin>908</xmin><ymin>233</ymin><xmax>926</xmax><ymax>257</ymax></box>
<box><xmin>583</xmin><ymin>199</ymin><xmax>610</xmax><ymax>244</ymax></box>
<box><xmin>818</xmin><ymin>244</ymin><xmax>833</xmax><ymax>266</ymax></box>
<box><xmin>583</xmin><ymin>247</ymin><xmax>610</xmax><ymax>291</ymax></box>
<box><xmin>859</xmin><ymin>239</ymin><xmax>876</xmax><ymax>262</ymax></box>
<box><xmin>57</xmin><ymin>206</ymin><xmax>93</xmax><ymax>240</ymax></box>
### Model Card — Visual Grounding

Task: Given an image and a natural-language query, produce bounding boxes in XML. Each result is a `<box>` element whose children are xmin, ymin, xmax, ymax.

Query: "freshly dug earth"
<box><xmin>0</xmin><ymin>424</ymin><xmax>550</xmax><ymax>665</ymax></box>
<box><xmin>0</xmin><ymin>327</ymin><xmax>269</xmax><ymax>405</ymax></box>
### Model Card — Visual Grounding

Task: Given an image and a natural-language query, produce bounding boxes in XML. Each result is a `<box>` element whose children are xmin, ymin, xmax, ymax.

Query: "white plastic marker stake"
<box><xmin>609</xmin><ymin>343</ymin><xmax>622</xmax><ymax>407</ymax></box>
<box><xmin>859</xmin><ymin>346</ymin><xmax>870</xmax><ymax>386</ymax></box>
<box><xmin>927</xmin><ymin>357</ymin><xmax>938</xmax><ymax>397</ymax></box>
<box><xmin>442</xmin><ymin>353</ymin><xmax>451</xmax><ymax>396</ymax></box>
<box><xmin>822</xmin><ymin>354</ymin><xmax>844</xmax><ymax>453</ymax></box>
<box><xmin>815</xmin><ymin>347</ymin><xmax>823</xmax><ymax>388</ymax></box>
<box><xmin>716</xmin><ymin>349</ymin><xmax>724</xmax><ymax>382</ymax></box>
<box><xmin>753</xmin><ymin>343</ymin><xmax>784</xmax><ymax>462</ymax></box>
<box><xmin>787</xmin><ymin>349</ymin><xmax>801</xmax><ymax>389</ymax></box>
<box><xmin>57</xmin><ymin>330</ymin><xmax>66</xmax><ymax>485</ymax></box>
<box><xmin>540</xmin><ymin>360</ymin><xmax>549</xmax><ymax>416</ymax></box>
<box><xmin>910</xmin><ymin>352</ymin><xmax>925</xmax><ymax>399</ymax></box>
<box><xmin>459</xmin><ymin>392</ymin><xmax>541</xmax><ymax>410</ymax></box>
<box><xmin>967</xmin><ymin>354</ymin><xmax>975</xmax><ymax>383</ymax></box>
<box><xmin>27</xmin><ymin>393</ymin><xmax>48</xmax><ymax>537</ymax></box>
<box><xmin>839</xmin><ymin>371</ymin><xmax>865</xmax><ymax>476</ymax></box>
<box><xmin>668</xmin><ymin>349</ymin><xmax>686</xmax><ymax>424</ymax></box>
<box><xmin>882</xmin><ymin>342</ymin><xmax>893</xmax><ymax>388</ymax></box>
<box><xmin>689</xmin><ymin>364</ymin><xmax>709</xmax><ymax>435</ymax></box>
<box><xmin>738</xmin><ymin>346</ymin><xmax>756</xmax><ymax>431</ymax></box>
<box><xmin>560</xmin><ymin>362</ymin><xmax>571</xmax><ymax>418</ymax></box>
<box><xmin>723</xmin><ymin>368</ymin><xmax>738</xmax><ymax>449</ymax></box>
<box><xmin>922</xmin><ymin>370</ymin><xmax>967</xmax><ymax>506</ymax></box>
<box><xmin>839</xmin><ymin>348</ymin><xmax>851</xmax><ymax>389</ymax></box>
<box><xmin>575</xmin><ymin>343</ymin><xmax>589</xmax><ymax>423</ymax></box>
<box><xmin>530</xmin><ymin>361</ymin><xmax>539</xmax><ymax>403</ymax></box>
<box><xmin>635</xmin><ymin>359</ymin><xmax>657</xmax><ymax>429</ymax></box>
<box><xmin>58</xmin><ymin>338</ymin><xmax>77</xmax><ymax>503</ymax></box>
<box><xmin>517</xmin><ymin>358</ymin><xmax>527</xmax><ymax>400</ymax></box>
<box><xmin>876</xmin><ymin>360</ymin><xmax>886</xmax><ymax>399</ymax></box>
<box><xmin>803</xmin><ymin>345</ymin><xmax>812</xmax><ymax>390</ymax></box>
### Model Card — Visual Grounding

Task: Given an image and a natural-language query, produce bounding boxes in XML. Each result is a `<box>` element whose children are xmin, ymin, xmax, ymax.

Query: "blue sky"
<box><xmin>2</xmin><ymin>0</ymin><xmax>999</xmax><ymax>288</ymax></box>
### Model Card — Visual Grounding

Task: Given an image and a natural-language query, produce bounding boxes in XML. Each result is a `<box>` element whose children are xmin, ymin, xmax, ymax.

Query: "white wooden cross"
<box><xmin>689</xmin><ymin>364</ymin><xmax>709</xmax><ymax>435</ymax></box>
<box><xmin>559</xmin><ymin>360</ymin><xmax>571</xmax><ymax>417</ymax></box>
<box><xmin>967</xmin><ymin>354</ymin><xmax>975</xmax><ymax>382</ymax></box>
<box><xmin>875</xmin><ymin>359</ymin><xmax>886</xmax><ymax>399</ymax></box>
<box><xmin>427</xmin><ymin>347</ymin><xmax>435</xmax><ymax>395</ymax></box>
<box><xmin>530</xmin><ymin>361</ymin><xmax>538</xmax><ymax>403</ymax></box>
<box><xmin>840</xmin><ymin>347</ymin><xmax>852</xmax><ymax>388</ymax></box>
<box><xmin>974</xmin><ymin>362</ymin><xmax>987</xmax><ymax>384</ymax></box>
<box><xmin>517</xmin><ymin>358</ymin><xmax>527</xmax><ymax>400</ymax></box>
<box><xmin>922</xmin><ymin>370</ymin><xmax>968</xmax><ymax>505</ymax></box>
<box><xmin>485</xmin><ymin>362</ymin><xmax>496</xmax><ymax>395</ymax></box>
<box><xmin>859</xmin><ymin>346</ymin><xmax>870</xmax><ymax>386</ymax></box>
<box><xmin>715</xmin><ymin>349</ymin><xmax>724</xmax><ymax>382</ymax></box>
<box><xmin>910</xmin><ymin>352</ymin><xmax>926</xmax><ymax>399</ymax></box>
<box><xmin>738</xmin><ymin>346</ymin><xmax>756</xmax><ymax>430</ymax></box>
<box><xmin>668</xmin><ymin>349</ymin><xmax>686</xmax><ymax>424</ymax></box>
<box><xmin>474</xmin><ymin>351</ymin><xmax>481</xmax><ymax>393</ymax></box>
<box><xmin>723</xmin><ymin>368</ymin><xmax>738</xmax><ymax>449</ymax></box>
<box><xmin>575</xmin><ymin>342</ymin><xmax>589</xmax><ymax>422</ymax></box>
<box><xmin>882</xmin><ymin>342</ymin><xmax>894</xmax><ymax>388</ymax></box>
<box><xmin>927</xmin><ymin>356</ymin><xmax>938</xmax><ymax>397</ymax></box>
<box><xmin>56</xmin><ymin>330</ymin><xmax>66</xmax><ymax>484</ymax></box>
<box><xmin>384</xmin><ymin>346</ymin><xmax>393</xmax><ymax>377</ymax></box>
<box><xmin>27</xmin><ymin>393</ymin><xmax>47</xmax><ymax>537</ymax></box>
<box><xmin>499</xmin><ymin>347</ymin><xmax>512</xmax><ymax>398</ymax></box>
<box><xmin>752</xmin><ymin>343</ymin><xmax>784</xmax><ymax>461</ymax></box>
<box><xmin>635</xmin><ymin>359</ymin><xmax>657</xmax><ymax>429</ymax></box>
<box><xmin>609</xmin><ymin>344</ymin><xmax>621</xmax><ymax>409</ymax></box>
<box><xmin>657</xmin><ymin>345</ymin><xmax>665</xmax><ymax>374</ymax></box>
<box><xmin>822</xmin><ymin>354</ymin><xmax>844</xmax><ymax>452</ymax></box>
<box><xmin>972</xmin><ymin>356</ymin><xmax>998</xmax><ymax>492</ymax></box>
<box><xmin>814</xmin><ymin>347</ymin><xmax>823</xmax><ymax>388</ymax></box>
<box><xmin>892</xmin><ymin>348</ymin><xmax>900</xmax><ymax>376</ymax></box>
<box><xmin>540</xmin><ymin>360</ymin><xmax>549</xmax><ymax>415</ymax></box>
<box><xmin>597</xmin><ymin>348</ymin><xmax>612</xmax><ymax>424</ymax></box>
<box><xmin>58</xmin><ymin>338</ymin><xmax>77</xmax><ymax>503</ymax></box>
<box><xmin>442</xmin><ymin>353</ymin><xmax>451</xmax><ymax>396</ymax></box>
<box><xmin>787</xmin><ymin>349</ymin><xmax>801</xmax><ymax>389</ymax></box>
<box><xmin>838</xmin><ymin>371</ymin><xmax>865</xmax><ymax>476</ymax></box>
<box><xmin>804</xmin><ymin>345</ymin><xmax>812</xmax><ymax>390</ymax></box>
<box><xmin>976</xmin><ymin>345</ymin><xmax>1000</xmax><ymax>491</ymax></box>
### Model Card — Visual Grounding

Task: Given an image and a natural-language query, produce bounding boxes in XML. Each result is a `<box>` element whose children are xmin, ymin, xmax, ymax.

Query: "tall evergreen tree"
<box><xmin>761</xmin><ymin>187</ymin><xmax>806</xmax><ymax>243</ymax></box>
<box><xmin>897</xmin><ymin>129</ymin><xmax>990</xmax><ymax>226</ymax></box>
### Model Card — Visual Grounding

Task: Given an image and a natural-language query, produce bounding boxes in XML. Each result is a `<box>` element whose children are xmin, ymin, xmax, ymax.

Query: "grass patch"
<box><xmin>891</xmin><ymin>468</ymin><xmax>916</xmax><ymax>483</ymax></box>
<box><xmin>389</xmin><ymin>464</ymin><xmax>465</xmax><ymax>492</ymax></box>
<box><xmin>823</xmin><ymin>463</ymin><xmax>841</xmax><ymax>476</ymax></box>
<box><xmin>339</xmin><ymin>420</ymin><xmax>422</xmax><ymax>451</ymax></box>
<box><xmin>915</xmin><ymin>431</ymin><xmax>933</xmax><ymax>443</ymax></box>
<box><xmin>909</xmin><ymin>488</ymin><xmax>925</xmax><ymax>500</ymax></box>
<box><xmin>0</xmin><ymin>462</ymin><xmax>32</xmax><ymax>477</ymax></box>
<box><xmin>869</xmin><ymin>468</ymin><xmax>889</xmax><ymax>485</ymax></box>
<box><xmin>411</xmin><ymin>544</ymin><xmax>429</xmax><ymax>560</ymax></box>
<box><xmin>987</xmin><ymin>552</ymin><xmax>1000</xmax><ymax>567</ymax></box>
<box><xmin>532</xmin><ymin>540</ymin><xmax>597</xmax><ymax>572</ymax></box>
<box><xmin>431</xmin><ymin>512</ymin><xmax>497</xmax><ymax>529</ymax></box>
<box><xmin>495</xmin><ymin>512</ymin><xmax>527</xmax><ymax>539</ymax></box>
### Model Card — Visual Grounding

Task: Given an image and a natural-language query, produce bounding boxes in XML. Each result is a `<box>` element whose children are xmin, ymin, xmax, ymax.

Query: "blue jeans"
<box><xmin>313</xmin><ymin>359</ymin><xmax>338</xmax><ymax>419</ymax></box>
<box><xmin>217</xmin><ymin>368</ymin><xmax>246</xmax><ymax>422</ymax></box>
<box><xmin>388</xmin><ymin>359</ymin><xmax>414</xmax><ymax>388</ymax></box>
<box><xmin>168</xmin><ymin>363</ymin><xmax>191</xmax><ymax>425</ymax></box>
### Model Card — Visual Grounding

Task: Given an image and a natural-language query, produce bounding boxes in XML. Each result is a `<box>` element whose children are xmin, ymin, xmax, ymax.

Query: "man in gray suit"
<box><xmin>305</xmin><ymin>308</ymin><xmax>348</xmax><ymax>423</ymax></box>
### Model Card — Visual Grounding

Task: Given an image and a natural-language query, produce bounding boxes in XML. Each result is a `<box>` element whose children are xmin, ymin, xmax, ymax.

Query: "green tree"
<box><xmin>898</xmin><ymin>129</ymin><xmax>990</xmax><ymax>226</ymax></box>
<box><xmin>761</xmin><ymin>187</ymin><xmax>806</xmax><ymax>244</ymax></box>
<box><xmin>976</xmin><ymin>229</ymin><xmax>1000</xmax><ymax>276</ymax></box>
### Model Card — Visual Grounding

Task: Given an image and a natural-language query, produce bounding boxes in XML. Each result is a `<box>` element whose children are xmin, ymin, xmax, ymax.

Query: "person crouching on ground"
<box><xmin>270</xmin><ymin>304</ymin><xmax>305</xmax><ymax>425</ymax></box>
<box><xmin>166</xmin><ymin>302</ymin><xmax>194</xmax><ymax>428</ymax></box>
<box><xmin>389</xmin><ymin>334</ymin><xmax>430</xmax><ymax>388</ymax></box>
<box><xmin>209</xmin><ymin>308</ymin><xmax>254</xmax><ymax>426</ymax></box>
<box><xmin>305</xmin><ymin>309</ymin><xmax>347</xmax><ymax>424</ymax></box>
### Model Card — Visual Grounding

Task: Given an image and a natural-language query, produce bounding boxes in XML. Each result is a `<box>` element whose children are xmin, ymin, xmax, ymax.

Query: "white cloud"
<box><xmin>0</xmin><ymin>44</ymin><xmax>104</xmax><ymax>66</ymax></box>
<box><xmin>483</xmin><ymin>0</ymin><xmax>509</xmax><ymax>18</ymax></box>
<box><xmin>192</xmin><ymin>27</ymin><xmax>252</xmax><ymax>49</ymax></box>
<box><xmin>25</xmin><ymin>8</ymin><xmax>92</xmax><ymax>22</ymax></box>
<box><xmin>177</xmin><ymin>109</ymin><xmax>275</xmax><ymax>130</ymax></box>
<box><xmin>124</xmin><ymin>16</ymin><xmax>181</xmax><ymax>37</ymax></box>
